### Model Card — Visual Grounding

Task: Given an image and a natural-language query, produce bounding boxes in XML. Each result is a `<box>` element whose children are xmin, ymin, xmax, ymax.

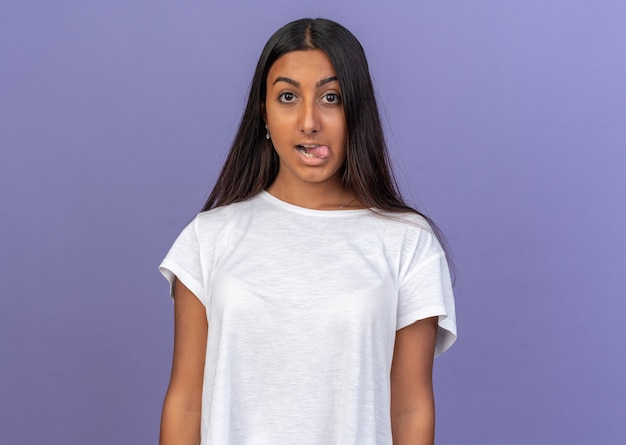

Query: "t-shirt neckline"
<box><xmin>260</xmin><ymin>190</ymin><xmax>372</xmax><ymax>217</ymax></box>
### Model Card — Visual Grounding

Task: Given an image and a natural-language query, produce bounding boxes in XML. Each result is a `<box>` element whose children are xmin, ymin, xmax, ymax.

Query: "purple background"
<box><xmin>1</xmin><ymin>1</ymin><xmax>625</xmax><ymax>443</ymax></box>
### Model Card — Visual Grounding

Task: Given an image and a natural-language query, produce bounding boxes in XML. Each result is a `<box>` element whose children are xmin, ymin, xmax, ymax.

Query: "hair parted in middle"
<box><xmin>202</xmin><ymin>17</ymin><xmax>415</xmax><ymax>214</ymax></box>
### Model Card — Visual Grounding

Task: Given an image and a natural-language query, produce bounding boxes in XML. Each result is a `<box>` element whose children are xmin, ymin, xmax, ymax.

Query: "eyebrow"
<box><xmin>272</xmin><ymin>76</ymin><xmax>338</xmax><ymax>88</ymax></box>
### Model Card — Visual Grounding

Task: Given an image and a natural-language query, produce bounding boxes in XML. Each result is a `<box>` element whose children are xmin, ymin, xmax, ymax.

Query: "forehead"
<box><xmin>267</xmin><ymin>49</ymin><xmax>337</xmax><ymax>83</ymax></box>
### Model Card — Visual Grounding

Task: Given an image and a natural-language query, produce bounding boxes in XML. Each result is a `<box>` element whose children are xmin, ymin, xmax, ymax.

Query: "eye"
<box><xmin>321</xmin><ymin>92</ymin><xmax>342</xmax><ymax>104</ymax></box>
<box><xmin>278</xmin><ymin>92</ymin><xmax>296</xmax><ymax>103</ymax></box>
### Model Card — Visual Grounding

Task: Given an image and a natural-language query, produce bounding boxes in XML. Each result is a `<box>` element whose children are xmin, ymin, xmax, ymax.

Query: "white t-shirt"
<box><xmin>159</xmin><ymin>191</ymin><xmax>456</xmax><ymax>445</ymax></box>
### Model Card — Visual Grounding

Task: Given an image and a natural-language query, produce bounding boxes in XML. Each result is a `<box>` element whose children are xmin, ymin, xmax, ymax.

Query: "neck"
<box><xmin>266</xmin><ymin>180</ymin><xmax>357</xmax><ymax>210</ymax></box>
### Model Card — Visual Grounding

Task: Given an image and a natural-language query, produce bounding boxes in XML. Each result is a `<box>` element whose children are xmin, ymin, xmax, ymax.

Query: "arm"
<box><xmin>390</xmin><ymin>316</ymin><xmax>438</xmax><ymax>445</ymax></box>
<box><xmin>160</xmin><ymin>278</ymin><xmax>208</xmax><ymax>445</ymax></box>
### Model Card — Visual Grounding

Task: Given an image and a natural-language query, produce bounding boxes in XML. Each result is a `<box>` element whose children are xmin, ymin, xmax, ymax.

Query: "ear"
<box><xmin>261</xmin><ymin>102</ymin><xmax>267</xmax><ymax>123</ymax></box>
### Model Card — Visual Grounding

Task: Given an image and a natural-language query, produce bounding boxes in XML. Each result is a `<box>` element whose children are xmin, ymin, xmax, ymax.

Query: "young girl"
<box><xmin>159</xmin><ymin>18</ymin><xmax>456</xmax><ymax>445</ymax></box>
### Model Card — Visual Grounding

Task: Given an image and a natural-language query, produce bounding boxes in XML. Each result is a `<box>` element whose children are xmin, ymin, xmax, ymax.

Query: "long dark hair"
<box><xmin>201</xmin><ymin>18</ymin><xmax>451</xmax><ymax>268</ymax></box>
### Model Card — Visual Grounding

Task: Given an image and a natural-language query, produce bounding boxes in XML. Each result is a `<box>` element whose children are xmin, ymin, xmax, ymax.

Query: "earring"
<box><xmin>265</xmin><ymin>125</ymin><xmax>270</xmax><ymax>140</ymax></box>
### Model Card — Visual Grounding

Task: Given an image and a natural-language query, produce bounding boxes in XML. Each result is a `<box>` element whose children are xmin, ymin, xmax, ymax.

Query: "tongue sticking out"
<box><xmin>302</xmin><ymin>145</ymin><xmax>330</xmax><ymax>159</ymax></box>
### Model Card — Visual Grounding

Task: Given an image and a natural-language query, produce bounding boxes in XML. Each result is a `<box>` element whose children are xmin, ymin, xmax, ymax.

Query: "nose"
<box><xmin>299</xmin><ymin>98</ymin><xmax>320</xmax><ymax>135</ymax></box>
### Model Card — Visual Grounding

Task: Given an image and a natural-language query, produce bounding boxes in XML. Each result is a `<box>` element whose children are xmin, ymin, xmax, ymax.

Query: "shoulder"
<box><xmin>373</xmin><ymin>210</ymin><xmax>434</xmax><ymax>238</ymax></box>
<box><xmin>195</xmin><ymin>195</ymin><xmax>260</xmax><ymax>225</ymax></box>
<box><xmin>387</xmin><ymin>211</ymin><xmax>433</xmax><ymax>231</ymax></box>
<box><xmin>372</xmin><ymin>211</ymin><xmax>444</xmax><ymax>260</ymax></box>
<box><xmin>191</xmin><ymin>194</ymin><xmax>267</xmax><ymax>243</ymax></box>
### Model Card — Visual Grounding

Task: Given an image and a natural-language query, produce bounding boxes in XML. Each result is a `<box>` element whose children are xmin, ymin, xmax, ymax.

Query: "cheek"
<box><xmin>333</xmin><ymin>120</ymin><xmax>347</xmax><ymax>144</ymax></box>
<box><xmin>270</xmin><ymin>122</ymin><xmax>293</xmax><ymax>144</ymax></box>
<box><xmin>267</xmin><ymin>109</ymin><xmax>295</xmax><ymax>132</ymax></box>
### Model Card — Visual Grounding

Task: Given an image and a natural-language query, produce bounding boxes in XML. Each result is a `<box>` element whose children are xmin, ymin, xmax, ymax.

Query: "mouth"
<box><xmin>296</xmin><ymin>144</ymin><xmax>330</xmax><ymax>159</ymax></box>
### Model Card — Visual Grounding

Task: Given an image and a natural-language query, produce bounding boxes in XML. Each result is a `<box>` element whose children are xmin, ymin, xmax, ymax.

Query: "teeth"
<box><xmin>298</xmin><ymin>147</ymin><xmax>314</xmax><ymax>158</ymax></box>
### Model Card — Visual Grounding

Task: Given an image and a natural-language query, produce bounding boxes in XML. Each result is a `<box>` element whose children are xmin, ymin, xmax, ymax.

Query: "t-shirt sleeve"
<box><xmin>158</xmin><ymin>216</ymin><xmax>207</xmax><ymax>306</ymax></box>
<box><xmin>397</xmin><ymin>227</ymin><xmax>457</xmax><ymax>357</ymax></box>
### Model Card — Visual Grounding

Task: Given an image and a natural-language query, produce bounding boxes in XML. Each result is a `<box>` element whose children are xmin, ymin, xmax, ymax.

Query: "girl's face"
<box><xmin>264</xmin><ymin>49</ymin><xmax>347</xmax><ymax>192</ymax></box>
